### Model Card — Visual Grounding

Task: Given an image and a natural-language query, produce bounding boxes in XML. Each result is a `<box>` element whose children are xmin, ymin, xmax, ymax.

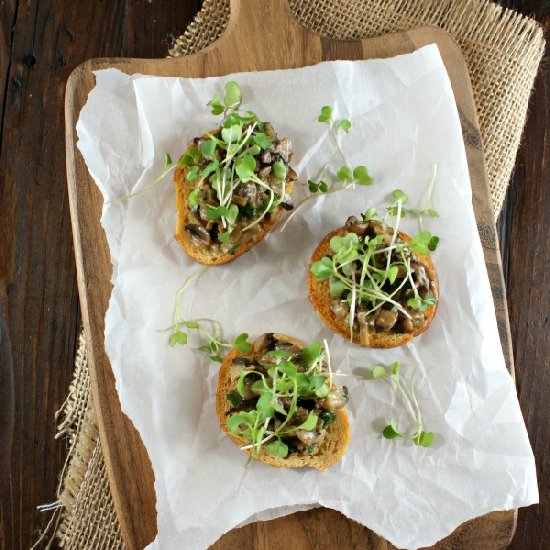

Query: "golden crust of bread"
<box><xmin>173</xmin><ymin>140</ymin><xmax>295</xmax><ymax>265</ymax></box>
<box><xmin>216</xmin><ymin>333</ymin><xmax>350</xmax><ymax>471</ymax></box>
<box><xmin>307</xmin><ymin>227</ymin><xmax>439</xmax><ymax>349</ymax></box>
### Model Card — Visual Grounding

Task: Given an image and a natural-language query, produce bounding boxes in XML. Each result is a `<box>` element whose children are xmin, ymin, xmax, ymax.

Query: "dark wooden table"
<box><xmin>0</xmin><ymin>2</ymin><xmax>547</xmax><ymax>549</ymax></box>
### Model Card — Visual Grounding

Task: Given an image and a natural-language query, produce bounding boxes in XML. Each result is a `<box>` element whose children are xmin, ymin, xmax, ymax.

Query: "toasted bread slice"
<box><xmin>308</xmin><ymin>227</ymin><xmax>439</xmax><ymax>349</ymax></box>
<box><xmin>174</xmin><ymin>142</ymin><xmax>295</xmax><ymax>266</ymax></box>
<box><xmin>216</xmin><ymin>333</ymin><xmax>350</xmax><ymax>471</ymax></box>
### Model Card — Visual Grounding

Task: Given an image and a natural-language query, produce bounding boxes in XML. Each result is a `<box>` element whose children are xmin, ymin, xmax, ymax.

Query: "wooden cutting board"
<box><xmin>65</xmin><ymin>0</ymin><xmax>516</xmax><ymax>548</ymax></box>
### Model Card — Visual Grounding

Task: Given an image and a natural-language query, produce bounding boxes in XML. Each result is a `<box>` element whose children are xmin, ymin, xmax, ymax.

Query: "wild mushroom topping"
<box><xmin>331</xmin><ymin>299</ymin><xmax>350</xmax><ymax>319</ymax></box>
<box><xmin>319</xmin><ymin>388</ymin><xmax>348</xmax><ymax>411</ymax></box>
<box><xmin>296</xmin><ymin>429</ymin><xmax>326</xmax><ymax>446</ymax></box>
<box><xmin>184</xmin><ymin>224</ymin><xmax>211</xmax><ymax>246</ymax></box>
<box><xmin>226</xmin><ymin>336</ymin><xmax>349</xmax><ymax>459</ymax></box>
<box><xmin>181</xmin><ymin>82</ymin><xmax>295</xmax><ymax>255</ymax></box>
<box><xmin>311</xmin><ymin>215</ymin><xmax>437</xmax><ymax>336</ymax></box>
<box><xmin>252</xmin><ymin>332</ymin><xmax>277</xmax><ymax>353</ymax></box>
<box><xmin>374</xmin><ymin>309</ymin><xmax>398</xmax><ymax>332</ymax></box>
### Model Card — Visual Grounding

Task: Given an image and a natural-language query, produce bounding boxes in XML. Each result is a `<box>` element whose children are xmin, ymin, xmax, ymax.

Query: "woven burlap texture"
<box><xmin>51</xmin><ymin>1</ymin><xmax>544</xmax><ymax>548</ymax></box>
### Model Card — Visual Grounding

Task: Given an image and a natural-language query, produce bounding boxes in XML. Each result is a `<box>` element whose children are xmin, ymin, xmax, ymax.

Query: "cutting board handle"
<box><xmin>227</xmin><ymin>0</ymin><xmax>296</xmax><ymax>35</ymax></box>
<box><xmin>175</xmin><ymin>0</ymin><xmax>323</xmax><ymax>72</ymax></box>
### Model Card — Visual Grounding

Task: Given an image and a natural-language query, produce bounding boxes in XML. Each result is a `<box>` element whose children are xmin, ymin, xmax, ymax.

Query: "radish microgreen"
<box><xmin>309</xmin><ymin>105</ymin><xmax>373</xmax><ymax>193</ymax></box>
<box><xmin>207</xmin><ymin>81</ymin><xmax>241</xmax><ymax>115</ymax></box>
<box><xmin>280</xmin><ymin>105</ymin><xmax>372</xmax><ymax>229</ymax></box>
<box><xmin>340</xmin><ymin>119</ymin><xmax>352</xmax><ymax>133</ymax></box>
<box><xmin>105</xmin><ymin>147</ymin><xmax>194</xmax><ymax>204</ymax></box>
<box><xmin>164</xmin><ymin>266</ymin><xmax>252</xmax><ymax>362</ymax></box>
<box><xmin>317</xmin><ymin>105</ymin><xmax>333</xmax><ymax>122</ymax></box>
<box><xmin>228</xmin><ymin>339</ymin><xmax>345</xmax><ymax>460</ymax></box>
<box><xmin>386</xmin><ymin>165</ymin><xmax>441</xmax><ymax>247</ymax></box>
<box><xmin>408</xmin><ymin>165</ymin><xmax>439</xmax><ymax>236</ymax></box>
<box><xmin>310</xmin><ymin>193</ymin><xmax>439</xmax><ymax>340</ymax></box>
<box><xmin>184</xmin><ymin>81</ymin><xmax>292</xmax><ymax>243</ymax></box>
<box><xmin>370</xmin><ymin>362</ymin><xmax>435</xmax><ymax>447</ymax></box>
<box><xmin>385</xmin><ymin>189</ymin><xmax>440</xmax><ymax>252</ymax></box>
<box><xmin>336</xmin><ymin>166</ymin><xmax>352</xmax><ymax>182</ymax></box>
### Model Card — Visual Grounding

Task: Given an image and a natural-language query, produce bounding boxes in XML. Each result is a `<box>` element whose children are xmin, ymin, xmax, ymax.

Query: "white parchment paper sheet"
<box><xmin>76</xmin><ymin>45</ymin><xmax>538</xmax><ymax>549</ymax></box>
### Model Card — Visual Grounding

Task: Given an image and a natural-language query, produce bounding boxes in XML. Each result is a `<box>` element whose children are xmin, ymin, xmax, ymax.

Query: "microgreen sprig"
<box><xmin>280</xmin><ymin>105</ymin><xmax>373</xmax><ymax>230</ymax></box>
<box><xmin>163</xmin><ymin>266</ymin><xmax>252</xmax><ymax>362</ymax></box>
<box><xmin>105</xmin><ymin>151</ymin><xmax>192</xmax><ymax>205</ymax></box>
<box><xmin>207</xmin><ymin>80</ymin><xmax>242</xmax><ymax>115</ymax></box>
<box><xmin>384</xmin><ymin>164</ymin><xmax>440</xmax><ymax>247</ymax></box>
<box><xmin>383</xmin><ymin>190</ymin><xmax>440</xmax><ymax>253</ymax></box>
<box><xmin>308</xmin><ymin>105</ymin><xmax>373</xmax><ymax>193</ymax></box>
<box><xmin>310</xmin><ymin>198</ymin><xmax>438</xmax><ymax>339</ymax></box>
<box><xmin>228</xmin><ymin>340</ymin><xmax>337</xmax><ymax>459</ymax></box>
<box><xmin>369</xmin><ymin>362</ymin><xmax>435</xmax><ymax>447</ymax></box>
<box><xmin>407</xmin><ymin>165</ymin><xmax>440</xmax><ymax>266</ymax></box>
<box><xmin>170</xmin><ymin>318</ymin><xmax>252</xmax><ymax>363</ymax></box>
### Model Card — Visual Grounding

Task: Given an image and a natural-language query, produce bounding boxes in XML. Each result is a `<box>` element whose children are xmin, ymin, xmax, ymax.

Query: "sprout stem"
<box><xmin>173</xmin><ymin>266</ymin><xmax>210</xmax><ymax>328</ymax></box>
<box><xmin>417</xmin><ymin>163</ymin><xmax>438</xmax><ymax>233</ymax></box>
<box><xmin>106</xmin><ymin>163</ymin><xmax>176</xmax><ymax>205</ymax></box>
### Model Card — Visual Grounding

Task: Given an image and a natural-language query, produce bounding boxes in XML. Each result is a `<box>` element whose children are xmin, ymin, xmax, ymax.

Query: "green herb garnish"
<box><xmin>228</xmin><ymin>339</ymin><xmax>343</xmax><ymax>459</ymax></box>
<box><xmin>227</xmin><ymin>391</ymin><xmax>242</xmax><ymax>408</ymax></box>
<box><xmin>319</xmin><ymin>410</ymin><xmax>337</xmax><ymax>429</ymax></box>
<box><xmin>309</xmin><ymin>105</ymin><xmax>372</xmax><ymax>193</ymax></box>
<box><xmin>184</xmin><ymin>81</ymin><xmax>291</xmax><ymax>244</ymax></box>
<box><xmin>163</xmin><ymin>266</ymin><xmax>252</xmax><ymax>362</ymax></box>
<box><xmin>280</xmin><ymin>105</ymin><xmax>372</xmax><ymax>229</ymax></box>
<box><xmin>386</xmin><ymin>165</ymin><xmax>441</xmax><ymax>248</ymax></box>
<box><xmin>310</xmin><ymin>194</ymin><xmax>438</xmax><ymax>340</ymax></box>
<box><xmin>370</xmin><ymin>362</ymin><xmax>435</xmax><ymax>447</ymax></box>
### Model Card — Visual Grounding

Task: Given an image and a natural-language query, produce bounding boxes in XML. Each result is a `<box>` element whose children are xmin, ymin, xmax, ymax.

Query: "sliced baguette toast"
<box><xmin>174</xmin><ymin>141</ymin><xmax>295</xmax><ymax>266</ymax></box>
<box><xmin>308</xmin><ymin>227</ymin><xmax>439</xmax><ymax>349</ymax></box>
<box><xmin>216</xmin><ymin>333</ymin><xmax>350</xmax><ymax>471</ymax></box>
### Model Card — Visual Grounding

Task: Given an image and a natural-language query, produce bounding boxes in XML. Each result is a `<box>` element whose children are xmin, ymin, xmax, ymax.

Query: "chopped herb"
<box><xmin>319</xmin><ymin>410</ymin><xmax>336</xmax><ymax>429</ymax></box>
<box><xmin>227</xmin><ymin>391</ymin><xmax>242</xmax><ymax>408</ymax></box>
<box><xmin>240</xmin><ymin>203</ymin><xmax>257</xmax><ymax>219</ymax></box>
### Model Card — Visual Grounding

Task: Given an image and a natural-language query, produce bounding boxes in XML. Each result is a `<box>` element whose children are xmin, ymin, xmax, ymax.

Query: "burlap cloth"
<box><xmin>38</xmin><ymin>1</ymin><xmax>544</xmax><ymax>548</ymax></box>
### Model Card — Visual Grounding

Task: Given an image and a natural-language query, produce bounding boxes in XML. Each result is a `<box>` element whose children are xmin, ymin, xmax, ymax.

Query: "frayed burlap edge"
<box><xmin>53</xmin><ymin>334</ymin><xmax>125</xmax><ymax>549</ymax></box>
<box><xmin>33</xmin><ymin>333</ymin><xmax>125</xmax><ymax>549</ymax></box>
<box><xmin>40</xmin><ymin>1</ymin><xmax>544</xmax><ymax>548</ymax></box>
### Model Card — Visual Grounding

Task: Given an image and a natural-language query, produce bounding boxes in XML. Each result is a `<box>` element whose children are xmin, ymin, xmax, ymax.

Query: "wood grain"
<box><xmin>0</xmin><ymin>2</ymin><xmax>201</xmax><ymax>549</ymax></box>
<box><xmin>497</xmin><ymin>3</ymin><xmax>549</xmax><ymax>547</ymax></box>
<box><xmin>499</xmin><ymin>6</ymin><xmax>549</xmax><ymax>546</ymax></box>
<box><xmin>215</xmin><ymin>509</ymin><xmax>517</xmax><ymax>550</ymax></box>
<box><xmin>64</xmin><ymin>1</ymin><xmax>515</xmax><ymax>548</ymax></box>
<box><xmin>2</xmin><ymin>1</ymin><xmax>547</xmax><ymax>550</ymax></box>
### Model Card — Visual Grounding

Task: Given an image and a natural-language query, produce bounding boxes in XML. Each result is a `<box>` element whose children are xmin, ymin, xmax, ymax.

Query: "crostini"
<box><xmin>308</xmin><ymin>215</ymin><xmax>439</xmax><ymax>348</ymax></box>
<box><xmin>216</xmin><ymin>333</ymin><xmax>350</xmax><ymax>470</ymax></box>
<box><xmin>174</xmin><ymin>119</ymin><xmax>296</xmax><ymax>265</ymax></box>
